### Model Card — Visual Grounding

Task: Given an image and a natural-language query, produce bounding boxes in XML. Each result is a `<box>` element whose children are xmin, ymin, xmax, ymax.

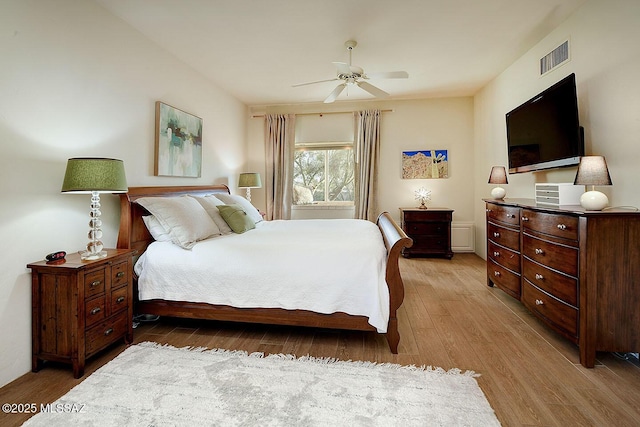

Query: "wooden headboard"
<box><xmin>117</xmin><ymin>185</ymin><xmax>231</xmax><ymax>256</ymax></box>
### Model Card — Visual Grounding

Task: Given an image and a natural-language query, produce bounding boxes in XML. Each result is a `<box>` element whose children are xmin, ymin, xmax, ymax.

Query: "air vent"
<box><xmin>540</xmin><ymin>40</ymin><xmax>569</xmax><ymax>75</ymax></box>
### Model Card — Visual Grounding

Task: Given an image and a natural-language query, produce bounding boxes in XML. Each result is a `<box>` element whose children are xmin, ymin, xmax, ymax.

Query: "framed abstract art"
<box><xmin>154</xmin><ymin>101</ymin><xmax>203</xmax><ymax>177</ymax></box>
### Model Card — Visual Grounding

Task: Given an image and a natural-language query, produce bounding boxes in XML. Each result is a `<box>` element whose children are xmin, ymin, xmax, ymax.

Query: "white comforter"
<box><xmin>134</xmin><ymin>219</ymin><xmax>390</xmax><ymax>332</ymax></box>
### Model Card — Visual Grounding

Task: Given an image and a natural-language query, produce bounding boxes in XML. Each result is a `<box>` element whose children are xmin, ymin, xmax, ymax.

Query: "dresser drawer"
<box><xmin>488</xmin><ymin>240</ymin><xmax>520</xmax><ymax>273</ymax></box>
<box><xmin>85</xmin><ymin>295</ymin><xmax>106</xmax><ymax>327</ymax></box>
<box><xmin>522</xmin><ymin>281</ymin><xmax>578</xmax><ymax>341</ymax></box>
<box><xmin>410</xmin><ymin>238</ymin><xmax>448</xmax><ymax>251</ymax></box>
<box><xmin>488</xmin><ymin>258</ymin><xmax>521</xmax><ymax>299</ymax></box>
<box><xmin>404</xmin><ymin>221</ymin><xmax>448</xmax><ymax>236</ymax></box>
<box><xmin>486</xmin><ymin>204</ymin><xmax>520</xmax><ymax>227</ymax></box>
<box><xmin>110</xmin><ymin>286</ymin><xmax>129</xmax><ymax>314</ymax></box>
<box><xmin>523</xmin><ymin>258</ymin><xmax>578</xmax><ymax>307</ymax></box>
<box><xmin>521</xmin><ymin>209</ymin><xmax>579</xmax><ymax>241</ymax></box>
<box><xmin>84</xmin><ymin>269</ymin><xmax>106</xmax><ymax>298</ymax></box>
<box><xmin>487</xmin><ymin>222</ymin><xmax>520</xmax><ymax>251</ymax></box>
<box><xmin>111</xmin><ymin>260</ymin><xmax>129</xmax><ymax>288</ymax></box>
<box><xmin>85</xmin><ymin>312</ymin><xmax>128</xmax><ymax>356</ymax></box>
<box><xmin>402</xmin><ymin>210</ymin><xmax>451</xmax><ymax>222</ymax></box>
<box><xmin>522</xmin><ymin>233</ymin><xmax>578</xmax><ymax>277</ymax></box>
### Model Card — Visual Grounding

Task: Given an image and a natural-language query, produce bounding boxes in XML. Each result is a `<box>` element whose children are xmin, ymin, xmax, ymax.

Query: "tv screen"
<box><xmin>506</xmin><ymin>73</ymin><xmax>583</xmax><ymax>174</ymax></box>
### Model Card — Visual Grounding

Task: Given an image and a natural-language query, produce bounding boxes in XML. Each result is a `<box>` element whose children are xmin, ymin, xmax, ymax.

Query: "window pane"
<box><xmin>327</xmin><ymin>149</ymin><xmax>354</xmax><ymax>201</ymax></box>
<box><xmin>293</xmin><ymin>148</ymin><xmax>354</xmax><ymax>204</ymax></box>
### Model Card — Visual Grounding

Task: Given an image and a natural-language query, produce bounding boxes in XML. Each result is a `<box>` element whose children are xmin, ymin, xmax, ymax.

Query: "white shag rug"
<box><xmin>23</xmin><ymin>342</ymin><xmax>500</xmax><ymax>426</ymax></box>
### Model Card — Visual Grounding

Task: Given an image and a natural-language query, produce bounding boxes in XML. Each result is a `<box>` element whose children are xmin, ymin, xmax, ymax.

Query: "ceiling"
<box><xmin>95</xmin><ymin>0</ymin><xmax>586</xmax><ymax>106</ymax></box>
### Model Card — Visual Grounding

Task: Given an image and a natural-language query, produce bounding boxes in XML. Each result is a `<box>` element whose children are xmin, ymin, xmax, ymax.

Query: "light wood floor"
<box><xmin>2</xmin><ymin>254</ymin><xmax>639</xmax><ymax>426</ymax></box>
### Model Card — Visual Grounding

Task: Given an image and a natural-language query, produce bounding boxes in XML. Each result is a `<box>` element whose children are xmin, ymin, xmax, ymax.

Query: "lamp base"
<box><xmin>580</xmin><ymin>190</ymin><xmax>609</xmax><ymax>211</ymax></box>
<box><xmin>81</xmin><ymin>250</ymin><xmax>107</xmax><ymax>261</ymax></box>
<box><xmin>491</xmin><ymin>186</ymin><xmax>506</xmax><ymax>199</ymax></box>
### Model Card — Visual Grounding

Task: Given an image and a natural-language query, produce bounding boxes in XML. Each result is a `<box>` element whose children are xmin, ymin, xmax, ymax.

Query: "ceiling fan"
<box><xmin>293</xmin><ymin>40</ymin><xmax>408</xmax><ymax>103</ymax></box>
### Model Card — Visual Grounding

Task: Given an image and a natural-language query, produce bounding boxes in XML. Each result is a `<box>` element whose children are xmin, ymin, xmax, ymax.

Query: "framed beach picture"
<box><xmin>402</xmin><ymin>149</ymin><xmax>449</xmax><ymax>179</ymax></box>
<box><xmin>154</xmin><ymin>101</ymin><xmax>203</xmax><ymax>177</ymax></box>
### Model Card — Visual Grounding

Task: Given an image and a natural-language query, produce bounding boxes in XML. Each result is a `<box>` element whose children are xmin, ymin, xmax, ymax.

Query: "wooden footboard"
<box><xmin>117</xmin><ymin>186</ymin><xmax>412</xmax><ymax>353</ymax></box>
<box><xmin>376</xmin><ymin>212</ymin><xmax>413</xmax><ymax>352</ymax></box>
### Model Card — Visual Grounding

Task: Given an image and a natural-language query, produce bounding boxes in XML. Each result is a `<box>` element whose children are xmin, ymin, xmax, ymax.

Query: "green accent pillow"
<box><xmin>217</xmin><ymin>204</ymin><xmax>256</xmax><ymax>234</ymax></box>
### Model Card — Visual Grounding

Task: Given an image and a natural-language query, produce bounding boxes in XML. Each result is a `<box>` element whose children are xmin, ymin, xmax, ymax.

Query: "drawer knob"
<box><xmin>535</xmin><ymin>248</ymin><xmax>544</xmax><ymax>255</ymax></box>
<box><xmin>493</xmin><ymin>251</ymin><xmax>500</xmax><ymax>257</ymax></box>
<box><xmin>557</xmin><ymin>224</ymin><xmax>567</xmax><ymax>230</ymax></box>
<box><xmin>116</xmin><ymin>296</ymin><xmax>125</xmax><ymax>304</ymax></box>
<box><xmin>494</xmin><ymin>271</ymin><xmax>501</xmax><ymax>277</ymax></box>
<box><xmin>104</xmin><ymin>328</ymin><xmax>114</xmax><ymax>336</ymax></box>
<box><xmin>535</xmin><ymin>273</ymin><xmax>544</xmax><ymax>280</ymax></box>
<box><xmin>90</xmin><ymin>307</ymin><xmax>101</xmax><ymax>315</ymax></box>
<box><xmin>116</xmin><ymin>271</ymin><xmax>125</xmax><ymax>279</ymax></box>
<box><xmin>493</xmin><ymin>232</ymin><xmax>500</xmax><ymax>238</ymax></box>
<box><xmin>522</xmin><ymin>216</ymin><xmax>529</xmax><ymax>222</ymax></box>
<box><xmin>535</xmin><ymin>299</ymin><xmax>544</xmax><ymax>306</ymax></box>
<box><xmin>506</xmin><ymin>213</ymin><xmax>515</xmax><ymax>219</ymax></box>
<box><xmin>90</xmin><ymin>280</ymin><xmax>101</xmax><ymax>288</ymax></box>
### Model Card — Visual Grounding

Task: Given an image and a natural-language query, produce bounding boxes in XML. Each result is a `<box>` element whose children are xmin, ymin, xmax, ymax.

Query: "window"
<box><xmin>293</xmin><ymin>142</ymin><xmax>354</xmax><ymax>205</ymax></box>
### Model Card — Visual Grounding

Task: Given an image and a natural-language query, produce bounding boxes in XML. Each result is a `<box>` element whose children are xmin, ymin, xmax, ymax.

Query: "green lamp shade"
<box><xmin>238</xmin><ymin>172</ymin><xmax>262</xmax><ymax>188</ymax></box>
<box><xmin>61</xmin><ymin>158</ymin><xmax>128</xmax><ymax>193</ymax></box>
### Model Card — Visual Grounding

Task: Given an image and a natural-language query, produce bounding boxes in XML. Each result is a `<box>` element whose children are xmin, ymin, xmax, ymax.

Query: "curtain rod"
<box><xmin>251</xmin><ymin>109</ymin><xmax>393</xmax><ymax>118</ymax></box>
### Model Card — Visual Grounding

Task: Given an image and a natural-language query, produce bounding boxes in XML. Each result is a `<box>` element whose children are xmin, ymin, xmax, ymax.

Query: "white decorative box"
<box><xmin>535</xmin><ymin>183</ymin><xmax>584</xmax><ymax>206</ymax></box>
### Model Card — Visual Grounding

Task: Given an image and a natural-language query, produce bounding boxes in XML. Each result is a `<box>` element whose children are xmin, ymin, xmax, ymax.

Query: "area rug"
<box><xmin>23</xmin><ymin>342</ymin><xmax>499</xmax><ymax>426</ymax></box>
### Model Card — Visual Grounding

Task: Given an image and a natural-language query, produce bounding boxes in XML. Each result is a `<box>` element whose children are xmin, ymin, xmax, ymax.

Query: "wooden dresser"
<box><xmin>28</xmin><ymin>249</ymin><xmax>135</xmax><ymax>378</ymax></box>
<box><xmin>399</xmin><ymin>208</ymin><xmax>453</xmax><ymax>258</ymax></box>
<box><xmin>485</xmin><ymin>199</ymin><xmax>640</xmax><ymax>367</ymax></box>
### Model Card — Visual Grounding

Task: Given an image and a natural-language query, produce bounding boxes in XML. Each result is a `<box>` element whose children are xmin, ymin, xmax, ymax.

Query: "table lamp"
<box><xmin>238</xmin><ymin>172</ymin><xmax>262</xmax><ymax>202</ymax></box>
<box><xmin>573</xmin><ymin>156</ymin><xmax>612</xmax><ymax>211</ymax></box>
<box><xmin>488</xmin><ymin>166</ymin><xmax>508</xmax><ymax>199</ymax></box>
<box><xmin>61</xmin><ymin>158</ymin><xmax>128</xmax><ymax>260</ymax></box>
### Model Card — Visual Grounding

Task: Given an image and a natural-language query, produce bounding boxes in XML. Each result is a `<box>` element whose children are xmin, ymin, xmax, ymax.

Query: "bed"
<box><xmin>117</xmin><ymin>185</ymin><xmax>412</xmax><ymax>353</ymax></box>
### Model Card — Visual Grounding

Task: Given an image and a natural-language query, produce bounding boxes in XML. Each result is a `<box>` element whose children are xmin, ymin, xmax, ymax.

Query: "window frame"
<box><xmin>293</xmin><ymin>141</ymin><xmax>355</xmax><ymax>206</ymax></box>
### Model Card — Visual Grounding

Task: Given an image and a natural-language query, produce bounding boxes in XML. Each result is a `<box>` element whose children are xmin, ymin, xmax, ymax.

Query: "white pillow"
<box><xmin>142</xmin><ymin>215</ymin><xmax>172</xmax><ymax>242</ymax></box>
<box><xmin>214</xmin><ymin>193</ymin><xmax>263</xmax><ymax>224</ymax></box>
<box><xmin>189</xmin><ymin>195</ymin><xmax>234</xmax><ymax>235</ymax></box>
<box><xmin>136</xmin><ymin>195</ymin><xmax>220</xmax><ymax>249</ymax></box>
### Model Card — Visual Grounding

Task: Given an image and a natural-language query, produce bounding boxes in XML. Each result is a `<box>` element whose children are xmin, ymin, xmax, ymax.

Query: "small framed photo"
<box><xmin>154</xmin><ymin>101</ymin><xmax>203</xmax><ymax>177</ymax></box>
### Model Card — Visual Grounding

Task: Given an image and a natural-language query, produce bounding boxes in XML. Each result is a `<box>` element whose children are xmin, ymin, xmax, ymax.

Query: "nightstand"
<box><xmin>399</xmin><ymin>208</ymin><xmax>454</xmax><ymax>258</ymax></box>
<box><xmin>27</xmin><ymin>248</ymin><xmax>135</xmax><ymax>378</ymax></box>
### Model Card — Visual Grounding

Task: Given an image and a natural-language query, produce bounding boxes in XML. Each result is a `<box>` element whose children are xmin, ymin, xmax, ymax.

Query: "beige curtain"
<box><xmin>264</xmin><ymin>114</ymin><xmax>296</xmax><ymax>220</ymax></box>
<box><xmin>354</xmin><ymin>110</ymin><xmax>381</xmax><ymax>221</ymax></box>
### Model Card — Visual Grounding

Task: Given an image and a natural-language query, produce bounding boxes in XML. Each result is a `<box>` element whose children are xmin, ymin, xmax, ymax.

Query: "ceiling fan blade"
<box><xmin>357</xmin><ymin>81</ymin><xmax>390</xmax><ymax>98</ymax></box>
<box><xmin>324</xmin><ymin>83</ymin><xmax>346</xmax><ymax>103</ymax></box>
<box><xmin>365</xmin><ymin>71</ymin><xmax>409</xmax><ymax>79</ymax></box>
<box><xmin>332</xmin><ymin>62</ymin><xmax>352</xmax><ymax>75</ymax></box>
<box><xmin>292</xmin><ymin>78</ymin><xmax>339</xmax><ymax>87</ymax></box>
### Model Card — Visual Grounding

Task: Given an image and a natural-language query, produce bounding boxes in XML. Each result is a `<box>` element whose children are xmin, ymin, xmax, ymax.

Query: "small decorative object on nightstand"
<box><xmin>28</xmin><ymin>249</ymin><xmax>135</xmax><ymax>378</ymax></box>
<box><xmin>399</xmin><ymin>207</ymin><xmax>453</xmax><ymax>258</ymax></box>
<box><xmin>414</xmin><ymin>187</ymin><xmax>431</xmax><ymax>209</ymax></box>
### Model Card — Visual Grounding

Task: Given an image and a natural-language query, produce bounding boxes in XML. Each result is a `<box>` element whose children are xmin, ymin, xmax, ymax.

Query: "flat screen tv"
<box><xmin>506</xmin><ymin>73</ymin><xmax>583</xmax><ymax>174</ymax></box>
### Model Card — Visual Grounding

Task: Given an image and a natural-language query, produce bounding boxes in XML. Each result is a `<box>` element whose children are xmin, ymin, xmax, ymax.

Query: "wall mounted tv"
<box><xmin>506</xmin><ymin>73</ymin><xmax>584</xmax><ymax>174</ymax></box>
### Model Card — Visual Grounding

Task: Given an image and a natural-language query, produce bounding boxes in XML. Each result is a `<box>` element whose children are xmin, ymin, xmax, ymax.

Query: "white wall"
<box><xmin>0</xmin><ymin>0</ymin><xmax>247</xmax><ymax>386</ymax></box>
<box><xmin>249</xmin><ymin>97</ymin><xmax>475</xmax><ymax>225</ymax></box>
<box><xmin>473</xmin><ymin>0</ymin><xmax>640</xmax><ymax>259</ymax></box>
